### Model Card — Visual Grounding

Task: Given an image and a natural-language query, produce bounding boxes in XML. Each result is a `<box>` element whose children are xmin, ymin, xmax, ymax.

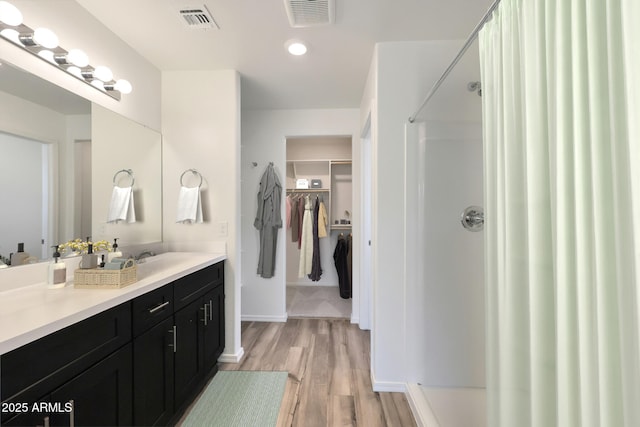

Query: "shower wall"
<box><xmin>405</xmin><ymin>120</ymin><xmax>485</xmax><ymax>388</ymax></box>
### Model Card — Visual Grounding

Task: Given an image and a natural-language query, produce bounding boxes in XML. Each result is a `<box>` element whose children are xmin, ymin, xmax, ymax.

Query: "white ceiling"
<box><xmin>75</xmin><ymin>0</ymin><xmax>494</xmax><ymax>110</ymax></box>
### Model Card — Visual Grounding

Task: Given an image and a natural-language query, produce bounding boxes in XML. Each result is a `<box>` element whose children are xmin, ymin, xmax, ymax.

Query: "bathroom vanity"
<box><xmin>0</xmin><ymin>252</ymin><xmax>226</xmax><ymax>426</ymax></box>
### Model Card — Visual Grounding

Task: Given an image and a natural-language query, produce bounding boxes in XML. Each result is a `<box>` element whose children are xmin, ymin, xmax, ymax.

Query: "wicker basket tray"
<box><xmin>74</xmin><ymin>265</ymin><xmax>137</xmax><ymax>289</ymax></box>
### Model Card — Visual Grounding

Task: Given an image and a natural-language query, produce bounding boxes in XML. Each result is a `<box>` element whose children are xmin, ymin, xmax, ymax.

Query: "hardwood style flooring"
<box><xmin>219</xmin><ymin>319</ymin><xmax>417</xmax><ymax>427</ymax></box>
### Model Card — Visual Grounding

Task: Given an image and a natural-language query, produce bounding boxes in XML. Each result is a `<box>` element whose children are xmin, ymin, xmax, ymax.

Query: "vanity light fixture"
<box><xmin>0</xmin><ymin>1</ymin><xmax>132</xmax><ymax>100</ymax></box>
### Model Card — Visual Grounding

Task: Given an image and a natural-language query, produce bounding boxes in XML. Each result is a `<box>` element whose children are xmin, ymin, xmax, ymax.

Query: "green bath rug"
<box><xmin>181</xmin><ymin>371</ymin><xmax>288</xmax><ymax>427</ymax></box>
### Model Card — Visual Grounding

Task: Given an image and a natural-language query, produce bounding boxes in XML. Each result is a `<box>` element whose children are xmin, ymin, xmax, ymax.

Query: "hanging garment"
<box><xmin>317</xmin><ymin>200</ymin><xmax>328</xmax><ymax>238</ymax></box>
<box><xmin>298</xmin><ymin>196</ymin><xmax>314</xmax><ymax>277</ymax></box>
<box><xmin>309</xmin><ymin>197</ymin><xmax>322</xmax><ymax>281</ymax></box>
<box><xmin>286</xmin><ymin>195</ymin><xmax>292</xmax><ymax>229</ymax></box>
<box><xmin>290</xmin><ymin>196</ymin><xmax>299</xmax><ymax>242</ymax></box>
<box><xmin>297</xmin><ymin>196</ymin><xmax>305</xmax><ymax>249</ymax></box>
<box><xmin>347</xmin><ymin>234</ymin><xmax>352</xmax><ymax>288</ymax></box>
<box><xmin>254</xmin><ymin>163</ymin><xmax>282</xmax><ymax>278</ymax></box>
<box><xmin>333</xmin><ymin>234</ymin><xmax>351</xmax><ymax>299</ymax></box>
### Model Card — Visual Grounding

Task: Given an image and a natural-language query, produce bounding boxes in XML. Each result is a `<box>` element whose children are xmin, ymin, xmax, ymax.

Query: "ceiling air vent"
<box><xmin>284</xmin><ymin>0</ymin><xmax>335</xmax><ymax>28</ymax></box>
<box><xmin>178</xmin><ymin>5</ymin><xmax>219</xmax><ymax>29</ymax></box>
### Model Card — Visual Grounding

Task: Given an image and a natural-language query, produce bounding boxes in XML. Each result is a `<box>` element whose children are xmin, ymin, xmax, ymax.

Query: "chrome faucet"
<box><xmin>135</xmin><ymin>250</ymin><xmax>156</xmax><ymax>262</ymax></box>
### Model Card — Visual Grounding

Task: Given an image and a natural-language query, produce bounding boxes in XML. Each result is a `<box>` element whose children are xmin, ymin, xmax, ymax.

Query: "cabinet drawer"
<box><xmin>174</xmin><ymin>262</ymin><xmax>223</xmax><ymax>310</ymax></box>
<box><xmin>1</xmin><ymin>302</ymin><xmax>131</xmax><ymax>403</ymax></box>
<box><xmin>132</xmin><ymin>284</ymin><xmax>174</xmax><ymax>337</ymax></box>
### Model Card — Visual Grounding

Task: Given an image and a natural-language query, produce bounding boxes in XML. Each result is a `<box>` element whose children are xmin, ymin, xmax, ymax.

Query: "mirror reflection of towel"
<box><xmin>176</xmin><ymin>186</ymin><xmax>203</xmax><ymax>223</ymax></box>
<box><xmin>107</xmin><ymin>186</ymin><xmax>136</xmax><ymax>223</ymax></box>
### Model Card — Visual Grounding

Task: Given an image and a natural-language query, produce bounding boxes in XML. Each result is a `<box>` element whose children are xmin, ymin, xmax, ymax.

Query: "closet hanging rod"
<box><xmin>407</xmin><ymin>0</ymin><xmax>502</xmax><ymax>123</ymax></box>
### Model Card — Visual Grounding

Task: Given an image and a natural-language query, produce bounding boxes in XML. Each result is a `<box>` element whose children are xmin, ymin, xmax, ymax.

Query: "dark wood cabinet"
<box><xmin>1</xmin><ymin>261</ymin><xmax>225</xmax><ymax>427</ymax></box>
<box><xmin>50</xmin><ymin>344</ymin><xmax>133</xmax><ymax>427</ymax></box>
<box><xmin>1</xmin><ymin>304</ymin><xmax>132</xmax><ymax>427</ymax></box>
<box><xmin>133</xmin><ymin>317</ymin><xmax>176</xmax><ymax>426</ymax></box>
<box><xmin>203</xmin><ymin>284</ymin><xmax>225</xmax><ymax>373</ymax></box>
<box><xmin>173</xmin><ymin>264</ymin><xmax>225</xmax><ymax>418</ymax></box>
<box><xmin>173</xmin><ymin>297</ymin><xmax>207</xmax><ymax>411</ymax></box>
<box><xmin>134</xmin><ymin>261</ymin><xmax>225</xmax><ymax>425</ymax></box>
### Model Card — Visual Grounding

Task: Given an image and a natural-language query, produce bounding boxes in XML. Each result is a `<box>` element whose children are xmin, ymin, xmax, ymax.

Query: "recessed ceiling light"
<box><xmin>285</xmin><ymin>39</ymin><xmax>307</xmax><ymax>56</ymax></box>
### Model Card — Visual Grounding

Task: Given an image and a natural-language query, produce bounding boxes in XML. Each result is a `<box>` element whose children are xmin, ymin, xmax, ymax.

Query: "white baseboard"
<box><xmin>218</xmin><ymin>347</ymin><xmax>245</xmax><ymax>364</ymax></box>
<box><xmin>406</xmin><ymin>383</ymin><xmax>439</xmax><ymax>427</ymax></box>
<box><xmin>241</xmin><ymin>314</ymin><xmax>288</xmax><ymax>322</ymax></box>
<box><xmin>370</xmin><ymin>371</ymin><xmax>407</xmax><ymax>392</ymax></box>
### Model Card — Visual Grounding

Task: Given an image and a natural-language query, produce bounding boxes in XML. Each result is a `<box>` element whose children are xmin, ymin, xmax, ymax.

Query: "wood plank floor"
<box><xmin>219</xmin><ymin>319</ymin><xmax>417</xmax><ymax>427</ymax></box>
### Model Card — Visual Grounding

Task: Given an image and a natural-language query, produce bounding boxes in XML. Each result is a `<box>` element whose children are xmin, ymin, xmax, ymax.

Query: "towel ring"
<box><xmin>180</xmin><ymin>169</ymin><xmax>203</xmax><ymax>188</ymax></box>
<box><xmin>113</xmin><ymin>169</ymin><xmax>135</xmax><ymax>187</ymax></box>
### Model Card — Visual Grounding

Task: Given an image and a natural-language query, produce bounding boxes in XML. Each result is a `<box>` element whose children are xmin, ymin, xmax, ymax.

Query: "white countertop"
<box><xmin>0</xmin><ymin>252</ymin><xmax>226</xmax><ymax>355</ymax></box>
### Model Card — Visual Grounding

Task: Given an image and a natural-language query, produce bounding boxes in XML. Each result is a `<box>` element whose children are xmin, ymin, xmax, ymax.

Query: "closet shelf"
<box><xmin>286</xmin><ymin>188</ymin><xmax>330</xmax><ymax>193</ymax></box>
<box><xmin>331</xmin><ymin>224</ymin><xmax>352</xmax><ymax>230</ymax></box>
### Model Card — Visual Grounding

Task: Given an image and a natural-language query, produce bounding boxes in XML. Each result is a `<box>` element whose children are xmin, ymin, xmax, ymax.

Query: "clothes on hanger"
<box><xmin>297</xmin><ymin>195</ymin><xmax>305</xmax><ymax>249</ymax></box>
<box><xmin>298</xmin><ymin>195</ymin><xmax>314</xmax><ymax>277</ymax></box>
<box><xmin>333</xmin><ymin>233</ymin><xmax>352</xmax><ymax>299</ymax></box>
<box><xmin>289</xmin><ymin>195</ymin><xmax>299</xmax><ymax>242</ymax></box>
<box><xmin>254</xmin><ymin>163</ymin><xmax>282</xmax><ymax>279</ymax></box>
<box><xmin>309</xmin><ymin>196</ymin><xmax>322</xmax><ymax>281</ymax></box>
<box><xmin>317</xmin><ymin>199</ymin><xmax>328</xmax><ymax>238</ymax></box>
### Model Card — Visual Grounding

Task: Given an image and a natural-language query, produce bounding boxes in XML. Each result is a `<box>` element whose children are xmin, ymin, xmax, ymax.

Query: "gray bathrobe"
<box><xmin>254</xmin><ymin>163</ymin><xmax>282</xmax><ymax>278</ymax></box>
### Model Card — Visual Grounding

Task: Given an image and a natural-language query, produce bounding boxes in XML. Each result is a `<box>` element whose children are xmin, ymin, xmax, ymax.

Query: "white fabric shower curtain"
<box><xmin>479</xmin><ymin>0</ymin><xmax>640</xmax><ymax>426</ymax></box>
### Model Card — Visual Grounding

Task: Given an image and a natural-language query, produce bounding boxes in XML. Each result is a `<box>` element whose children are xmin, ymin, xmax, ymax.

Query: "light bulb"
<box><xmin>33</xmin><ymin>28</ymin><xmax>58</xmax><ymax>49</ymax></box>
<box><xmin>67</xmin><ymin>49</ymin><xmax>89</xmax><ymax>67</ymax></box>
<box><xmin>114</xmin><ymin>79</ymin><xmax>132</xmax><ymax>94</ymax></box>
<box><xmin>94</xmin><ymin>65</ymin><xmax>113</xmax><ymax>82</ymax></box>
<box><xmin>66</xmin><ymin>66</ymin><xmax>82</xmax><ymax>78</ymax></box>
<box><xmin>0</xmin><ymin>28</ymin><xmax>20</xmax><ymax>44</ymax></box>
<box><xmin>91</xmin><ymin>79</ymin><xmax>104</xmax><ymax>90</ymax></box>
<box><xmin>38</xmin><ymin>50</ymin><xmax>55</xmax><ymax>63</ymax></box>
<box><xmin>0</xmin><ymin>1</ymin><xmax>22</xmax><ymax>26</ymax></box>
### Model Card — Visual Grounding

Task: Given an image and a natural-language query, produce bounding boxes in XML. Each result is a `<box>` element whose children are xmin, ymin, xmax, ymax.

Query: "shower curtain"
<box><xmin>479</xmin><ymin>0</ymin><xmax>640</xmax><ymax>426</ymax></box>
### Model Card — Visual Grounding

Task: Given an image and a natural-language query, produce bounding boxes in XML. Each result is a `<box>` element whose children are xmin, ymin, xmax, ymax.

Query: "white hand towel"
<box><xmin>176</xmin><ymin>186</ymin><xmax>203</xmax><ymax>223</ymax></box>
<box><xmin>107</xmin><ymin>186</ymin><xmax>136</xmax><ymax>223</ymax></box>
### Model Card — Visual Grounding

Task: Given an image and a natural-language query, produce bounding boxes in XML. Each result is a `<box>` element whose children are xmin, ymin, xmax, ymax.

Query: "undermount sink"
<box><xmin>133</xmin><ymin>252</ymin><xmax>198</xmax><ymax>278</ymax></box>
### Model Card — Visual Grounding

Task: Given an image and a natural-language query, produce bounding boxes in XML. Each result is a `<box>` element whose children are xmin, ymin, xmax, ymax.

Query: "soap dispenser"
<box><xmin>107</xmin><ymin>238</ymin><xmax>122</xmax><ymax>262</ymax></box>
<box><xmin>48</xmin><ymin>245</ymin><xmax>67</xmax><ymax>288</ymax></box>
<box><xmin>81</xmin><ymin>243</ymin><xmax>98</xmax><ymax>269</ymax></box>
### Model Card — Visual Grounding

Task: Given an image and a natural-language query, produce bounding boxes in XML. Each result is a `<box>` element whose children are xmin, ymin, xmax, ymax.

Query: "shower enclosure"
<box><xmin>404</xmin><ymin>41</ymin><xmax>486</xmax><ymax>427</ymax></box>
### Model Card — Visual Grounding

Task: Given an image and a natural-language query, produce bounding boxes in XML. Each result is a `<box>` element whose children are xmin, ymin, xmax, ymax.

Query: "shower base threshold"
<box><xmin>406</xmin><ymin>384</ymin><xmax>486</xmax><ymax>427</ymax></box>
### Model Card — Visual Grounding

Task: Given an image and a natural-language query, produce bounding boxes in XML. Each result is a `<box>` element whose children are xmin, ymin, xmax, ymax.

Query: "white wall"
<box><xmin>3</xmin><ymin>0</ymin><xmax>160</xmax><ymax>130</ymax></box>
<box><xmin>361</xmin><ymin>40</ymin><xmax>484</xmax><ymax>390</ymax></box>
<box><xmin>162</xmin><ymin>69</ymin><xmax>242</xmax><ymax>362</ymax></box>
<box><xmin>241</xmin><ymin>109</ymin><xmax>360</xmax><ymax>322</ymax></box>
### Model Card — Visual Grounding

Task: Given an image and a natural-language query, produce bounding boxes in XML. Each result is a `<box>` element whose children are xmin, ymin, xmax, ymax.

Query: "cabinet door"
<box><xmin>202</xmin><ymin>284</ymin><xmax>225</xmax><ymax>374</ymax></box>
<box><xmin>1</xmin><ymin>398</ymin><xmax>52</xmax><ymax>427</ymax></box>
<box><xmin>49</xmin><ymin>344</ymin><xmax>133</xmax><ymax>427</ymax></box>
<box><xmin>173</xmin><ymin>298</ymin><xmax>205</xmax><ymax>411</ymax></box>
<box><xmin>133</xmin><ymin>317</ymin><xmax>175</xmax><ymax>426</ymax></box>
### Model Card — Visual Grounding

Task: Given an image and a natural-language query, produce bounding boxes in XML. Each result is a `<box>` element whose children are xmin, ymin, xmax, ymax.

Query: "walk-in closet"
<box><xmin>285</xmin><ymin>136</ymin><xmax>352</xmax><ymax>318</ymax></box>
